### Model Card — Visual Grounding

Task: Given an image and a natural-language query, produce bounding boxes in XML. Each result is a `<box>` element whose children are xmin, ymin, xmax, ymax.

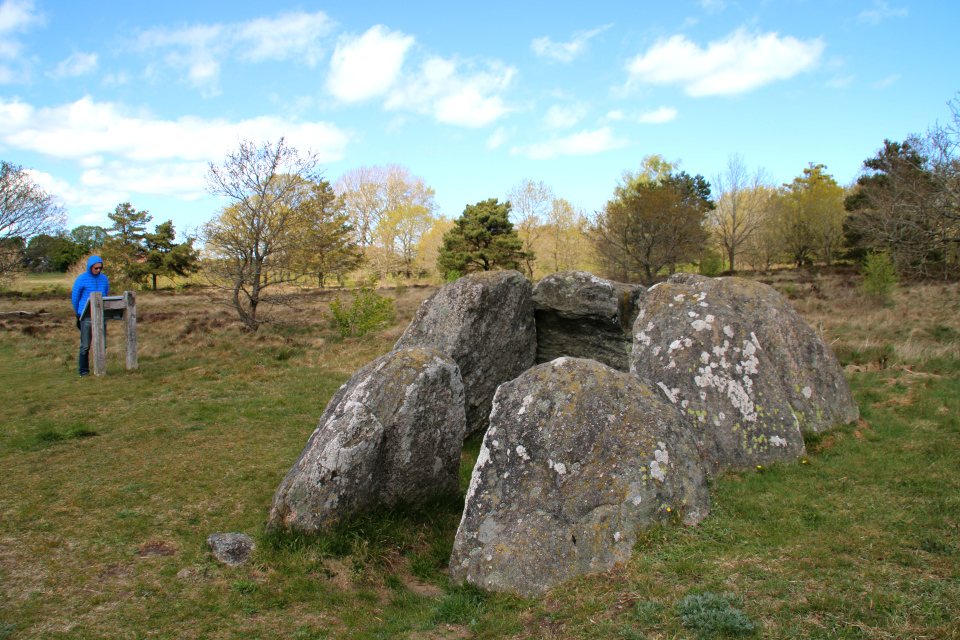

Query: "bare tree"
<box><xmin>506</xmin><ymin>179</ymin><xmax>553</xmax><ymax>277</ymax></box>
<box><xmin>202</xmin><ymin>138</ymin><xmax>322</xmax><ymax>330</ymax></box>
<box><xmin>335</xmin><ymin>164</ymin><xmax>436</xmax><ymax>259</ymax></box>
<box><xmin>711</xmin><ymin>154</ymin><xmax>770</xmax><ymax>271</ymax></box>
<box><xmin>0</xmin><ymin>161</ymin><xmax>66</xmax><ymax>279</ymax></box>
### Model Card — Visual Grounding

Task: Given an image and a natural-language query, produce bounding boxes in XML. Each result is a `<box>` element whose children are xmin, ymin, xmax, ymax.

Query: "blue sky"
<box><xmin>1</xmin><ymin>0</ymin><xmax>957</xmax><ymax>235</ymax></box>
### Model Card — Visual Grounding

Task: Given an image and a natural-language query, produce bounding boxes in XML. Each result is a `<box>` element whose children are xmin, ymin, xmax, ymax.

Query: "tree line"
<box><xmin>2</xmin><ymin>94</ymin><xmax>957</xmax><ymax>327</ymax></box>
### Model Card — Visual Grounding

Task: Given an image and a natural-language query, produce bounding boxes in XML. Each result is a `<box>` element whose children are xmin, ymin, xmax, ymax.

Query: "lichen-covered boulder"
<box><xmin>532</xmin><ymin>271</ymin><xmax>645</xmax><ymax>371</ymax></box>
<box><xmin>667</xmin><ymin>274</ymin><xmax>858</xmax><ymax>432</ymax></box>
<box><xmin>631</xmin><ymin>283</ymin><xmax>806</xmax><ymax>475</ymax></box>
<box><xmin>395</xmin><ymin>270</ymin><xmax>536</xmax><ymax>438</ymax></box>
<box><xmin>266</xmin><ymin>348</ymin><xmax>465</xmax><ymax>533</ymax></box>
<box><xmin>449</xmin><ymin>357</ymin><xmax>709</xmax><ymax>598</ymax></box>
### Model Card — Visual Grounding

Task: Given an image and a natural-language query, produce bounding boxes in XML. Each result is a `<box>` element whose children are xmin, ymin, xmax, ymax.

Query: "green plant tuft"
<box><xmin>859</xmin><ymin>251</ymin><xmax>898</xmax><ymax>304</ymax></box>
<box><xmin>431</xmin><ymin>584</ymin><xmax>487</xmax><ymax>624</ymax></box>
<box><xmin>678</xmin><ymin>592</ymin><xmax>755</xmax><ymax>638</ymax></box>
<box><xmin>327</xmin><ymin>284</ymin><xmax>397</xmax><ymax>337</ymax></box>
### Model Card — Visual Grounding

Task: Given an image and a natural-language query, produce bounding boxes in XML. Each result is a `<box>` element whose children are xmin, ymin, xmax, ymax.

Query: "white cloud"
<box><xmin>544</xmin><ymin>104</ymin><xmax>587</xmax><ymax>129</ymax></box>
<box><xmin>0</xmin><ymin>0</ymin><xmax>41</xmax><ymax>83</ymax></box>
<box><xmin>858</xmin><ymin>1</ymin><xmax>908</xmax><ymax>25</ymax></box>
<box><xmin>511</xmin><ymin>127</ymin><xmax>627</xmax><ymax>159</ymax></box>
<box><xmin>326</xmin><ymin>25</ymin><xmax>415</xmax><ymax>102</ymax></box>
<box><xmin>825</xmin><ymin>74</ymin><xmax>854</xmax><ymax>89</ymax></box>
<box><xmin>603</xmin><ymin>109</ymin><xmax>625</xmax><ymax>122</ymax></box>
<box><xmin>872</xmin><ymin>74</ymin><xmax>900</xmax><ymax>89</ymax></box>
<box><xmin>639</xmin><ymin>106</ymin><xmax>677</xmax><ymax>124</ymax></box>
<box><xmin>237</xmin><ymin>11</ymin><xmax>334</xmax><ymax>65</ymax></box>
<box><xmin>0</xmin><ymin>96</ymin><xmax>352</xmax><ymax>201</ymax></box>
<box><xmin>531</xmin><ymin>25</ymin><xmax>610</xmax><ymax>63</ymax></box>
<box><xmin>386</xmin><ymin>56</ymin><xmax>516</xmax><ymax>128</ymax></box>
<box><xmin>698</xmin><ymin>0</ymin><xmax>726</xmax><ymax>13</ymax></box>
<box><xmin>625</xmin><ymin>28</ymin><xmax>825</xmax><ymax>97</ymax></box>
<box><xmin>486</xmin><ymin>127</ymin><xmax>507</xmax><ymax>150</ymax></box>
<box><xmin>51</xmin><ymin>52</ymin><xmax>98</xmax><ymax>78</ymax></box>
<box><xmin>137</xmin><ymin>10</ymin><xmax>334</xmax><ymax>92</ymax></box>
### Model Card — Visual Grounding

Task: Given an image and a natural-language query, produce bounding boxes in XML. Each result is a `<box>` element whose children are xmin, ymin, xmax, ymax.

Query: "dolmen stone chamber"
<box><xmin>266</xmin><ymin>270</ymin><xmax>858</xmax><ymax>596</ymax></box>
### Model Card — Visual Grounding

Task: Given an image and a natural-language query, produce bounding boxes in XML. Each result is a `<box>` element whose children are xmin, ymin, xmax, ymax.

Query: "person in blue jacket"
<box><xmin>71</xmin><ymin>255</ymin><xmax>110</xmax><ymax>376</ymax></box>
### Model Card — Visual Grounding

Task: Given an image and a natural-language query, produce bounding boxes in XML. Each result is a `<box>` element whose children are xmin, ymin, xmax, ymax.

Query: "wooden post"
<box><xmin>124</xmin><ymin>291</ymin><xmax>137</xmax><ymax>370</ymax></box>
<box><xmin>90</xmin><ymin>292</ymin><xmax>107</xmax><ymax>376</ymax></box>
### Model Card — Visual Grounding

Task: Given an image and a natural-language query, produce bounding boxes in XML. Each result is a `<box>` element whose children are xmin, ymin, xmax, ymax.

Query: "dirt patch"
<box><xmin>103</xmin><ymin>564</ymin><xmax>134</xmax><ymax>577</ymax></box>
<box><xmin>138</xmin><ymin>541</ymin><xmax>176</xmax><ymax>557</ymax></box>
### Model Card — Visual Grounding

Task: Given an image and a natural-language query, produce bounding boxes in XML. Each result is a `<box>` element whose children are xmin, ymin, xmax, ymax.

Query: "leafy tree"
<box><xmin>437</xmin><ymin>198</ymin><xmax>530</xmax><ymax>275</ymax></box>
<box><xmin>592</xmin><ymin>162</ymin><xmax>713</xmax><ymax>285</ymax></box>
<box><xmin>335</xmin><ymin>164</ymin><xmax>437</xmax><ymax>263</ymax></box>
<box><xmin>844</xmin><ymin>139</ymin><xmax>950</xmax><ymax>276</ymax></box>
<box><xmin>139</xmin><ymin>221</ymin><xmax>201</xmax><ymax>290</ymax></box>
<box><xmin>0</xmin><ymin>161</ymin><xmax>66</xmax><ymax>279</ymax></box>
<box><xmin>778</xmin><ymin>163</ymin><xmax>846</xmax><ymax>266</ymax></box>
<box><xmin>288</xmin><ymin>180</ymin><xmax>362</xmax><ymax>287</ymax></box>
<box><xmin>202</xmin><ymin>138</ymin><xmax>323</xmax><ymax>330</ymax></box>
<box><xmin>99</xmin><ymin>202</ymin><xmax>152</xmax><ymax>282</ymax></box>
<box><xmin>69</xmin><ymin>225</ymin><xmax>108</xmax><ymax>252</ymax></box>
<box><xmin>506</xmin><ymin>179</ymin><xmax>554</xmax><ymax>277</ymax></box>
<box><xmin>711</xmin><ymin>154</ymin><xmax>771</xmax><ymax>272</ymax></box>
<box><xmin>374</xmin><ymin>203</ymin><xmax>436</xmax><ymax>278</ymax></box>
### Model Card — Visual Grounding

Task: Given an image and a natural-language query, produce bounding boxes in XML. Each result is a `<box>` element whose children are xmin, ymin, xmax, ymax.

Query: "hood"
<box><xmin>87</xmin><ymin>255</ymin><xmax>104</xmax><ymax>274</ymax></box>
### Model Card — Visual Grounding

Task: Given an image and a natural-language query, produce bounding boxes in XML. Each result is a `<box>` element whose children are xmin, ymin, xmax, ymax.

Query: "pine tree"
<box><xmin>437</xmin><ymin>198</ymin><xmax>531</xmax><ymax>276</ymax></box>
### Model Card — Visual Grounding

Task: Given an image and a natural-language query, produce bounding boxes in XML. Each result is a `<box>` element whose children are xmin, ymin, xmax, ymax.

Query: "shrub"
<box><xmin>445</xmin><ymin>270</ymin><xmax>461</xmax><ymax>283</ymax></box>
<box><xmin>859</xmin><ymin>251</ymin><xmax>898</xmax><ymax>304</ymax></box>
<box><xmin>678</xmin><ymin>592</ymin><xmax>755</xmax><ymax>638</ymax></box>
<box><xmin>700</xmin><ymin>250</ymin><xmax>724</xmax><ymax>277</ymax></box>
<box><xmin>327</xmin><ymin>284</ymin><xmax>397</xmax><ymax>337</ymax></box>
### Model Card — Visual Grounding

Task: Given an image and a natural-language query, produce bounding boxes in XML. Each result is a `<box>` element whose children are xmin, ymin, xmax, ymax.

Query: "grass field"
<box><xmin>0</xmin><ymin>270</ymin><xmax>958</xmax><ymax>639</ymax></box>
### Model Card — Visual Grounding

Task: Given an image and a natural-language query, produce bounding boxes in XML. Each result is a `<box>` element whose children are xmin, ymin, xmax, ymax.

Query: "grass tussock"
<box><xmin>0</xmin><ymin>270</ymin><xmax>958</xmax><ymax>638</ymax></box>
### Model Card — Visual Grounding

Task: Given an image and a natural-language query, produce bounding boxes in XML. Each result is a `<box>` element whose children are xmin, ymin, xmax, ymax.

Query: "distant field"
<box><xmin>0</xmin><ymin>269</ymin><xmax>957</xmax><ymax>639</ymax></box>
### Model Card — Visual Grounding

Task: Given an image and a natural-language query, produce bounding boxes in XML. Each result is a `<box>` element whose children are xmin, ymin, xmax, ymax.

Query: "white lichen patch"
<box><xmin>614</xmin><ymin>531</ymin><xmax>623</xmax><ymax>542</ymax></box>
<box><xmin>674</xmin><ymin>294</ymin><xmax>686</xmax><ymax>302</ymax></box>
<box><xmin>516</xmin><ymin>445</ymin><xmax>530</xmax><ymax>461</ymax></box>
<box><xmin>802</xmin><ymin>386</ymin><xmax>813</xmax><ymax>399</ymax></box>
<box><xmin>657</xmin><ymin>382</ymin><xmax>679</xmax><ymax>404</ymax></box>
<box><xmin>650</xmin><ymin>460</ymin><xmax>666</xmax><ymax>481</ymax></box>
<box><xmin>771</xmin><ymin>435</ymin><xmax>788</xmax><ymax>447</ymax></box>
<box><xmin>723</xmin><ymin>325</ymin><xmax>735</xmax><ymax>338</ymax></box>
<box><xmin>518</xmin><ymin>395</ymin><xmax>534</xmax><ymax>415</ymax></box>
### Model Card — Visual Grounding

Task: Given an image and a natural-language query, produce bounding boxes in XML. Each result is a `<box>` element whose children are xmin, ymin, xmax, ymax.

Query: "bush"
<box><xmin>858</xmin><ymin>251</ymin><xmax>898</xmax><ymax>304</ymax></box>
<box><xmin>678</xmin><ymin>592</ymin><xmax>755</xmax><ymax>638</ymax></box>
<box><xmin>700</xmin><ymin>250</ymin><xmax>724</xmax><ymax>277</ymax></box>
<box><xmin>445</xmin><ymin>270</ymin><xmax>461</xmax><ymax>283</ymax></box>
<box><xmin>327</xmin><ymin>284</ymin><xmax>396</xmax><ymax>337</ymax></box>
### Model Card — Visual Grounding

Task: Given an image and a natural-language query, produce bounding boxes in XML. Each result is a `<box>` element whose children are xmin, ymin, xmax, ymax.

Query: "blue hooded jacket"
<box><xmin>71</xmin><ymin>255</ymin><xmax>110</xmax><ymax>316</ymax></box>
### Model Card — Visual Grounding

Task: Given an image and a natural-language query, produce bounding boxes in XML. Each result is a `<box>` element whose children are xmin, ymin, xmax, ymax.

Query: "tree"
<box><xmin>374</xmin><ymin>203</ymin><xmax>436</xmax><ymax>278</ymax></box>
<box><xmin>69</xmin><ymin>225</ymin><xmax>108</xmax><ymax>252</ymax></box>
<box><xmin>776</xmin><ymin>164</ymin><xmax>846</xmax><ymax>267</ymax></box>
<box><xmin>592</xmin><ymin>163</ymin><xmax>713</xmax><ymax>285</ymax></box>
<box><xmin>335</xmin><ymin>164</ymin><xmax>437</xmax><ymax>257</ymax></box>
<box><xmin>99</xmin><ymin>202</ymin><xmax>152</xmax><ymax>282</ymax></box>
<box><xmin>0</xmin><ymin>161</ymin><xmax>66</xmax><ymax>278</ymax></box>
<box><xmin>437</xmin><ymin>198</ymin><xmax>530</xmax><ymax>275</ymax></box>
<box><xmin>844</xmin><ymin>127</ymin><xmax>960</xmax><ymax>277</ymax></box>
<box><xmin>287</xmin><ymin>180</ymin><xmax>362</xmax><ymax>287</ymax></box>
<box><xmin>711</xmin><ymin>154</ymin><xmax>770</xmax><ymax>271</ymax></box>
<box><xmin>506</xmin><ymin>179</ymin><xmax>554</xmax><ymax>277</ymax></box>
<box><xmin>202</xmin><ymin>138</ymin><xmax>323</xmax><ymax>330</ymax></box>
<box><xmin>138</xmin><ymin>221</ymin><xmax>201</xmax><ymax>290</ymax></box>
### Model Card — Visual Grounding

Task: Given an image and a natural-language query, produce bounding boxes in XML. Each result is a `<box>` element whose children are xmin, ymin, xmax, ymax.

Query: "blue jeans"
<box><xmin>79</xmin><ymin>319</ymin><xmax>107</xmax><ymax>376</ymax></box>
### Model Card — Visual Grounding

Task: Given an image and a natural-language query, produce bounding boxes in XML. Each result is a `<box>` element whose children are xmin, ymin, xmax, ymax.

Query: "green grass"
<box><xmin>0</xmin><ymin>276</ymin><xmax>958</xmax><ymax>638</ymax></box>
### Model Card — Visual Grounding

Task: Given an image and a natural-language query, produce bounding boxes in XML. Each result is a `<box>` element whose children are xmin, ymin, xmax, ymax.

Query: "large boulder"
<box><xmin>667</xmin><ymin>274</ymin><xmax>858</xmax><ymax>432</ymax></box>
<box><xmin>266</xmin><ymin>348</ymin><xmax>465</xmax><ymax>533</ymax></box>
<box><xmin>532</xmin><ymin>271</ymin><xmax>645</xmax><ymax>371</ymax></box>
<box><xmin>631</xmin><ymin>282</ymin><xmax>806</xmax><ymax>475</ymax></box>
<box><xmin>449</xmin><ymin>357</ymin><xmax>709</xmax><ymax>598</ymax></box>
<box><xmin>395</xmin><ymin>270</ymin><xmax>536</xmax><ymax>438</ymax></box>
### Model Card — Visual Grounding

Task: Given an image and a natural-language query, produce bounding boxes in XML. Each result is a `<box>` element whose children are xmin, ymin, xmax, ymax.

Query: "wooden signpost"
<box><xmin>83</xmin><ymin>291</ymin><xmax>137</xmax><ymax>376</ymax></box>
